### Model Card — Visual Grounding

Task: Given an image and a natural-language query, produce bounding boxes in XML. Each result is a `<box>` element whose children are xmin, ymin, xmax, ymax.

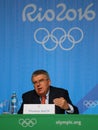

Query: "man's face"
<box><xmin>32</xmin><ymin>74</ymin><xmax>50</xmax><ymax>96</ymax></box>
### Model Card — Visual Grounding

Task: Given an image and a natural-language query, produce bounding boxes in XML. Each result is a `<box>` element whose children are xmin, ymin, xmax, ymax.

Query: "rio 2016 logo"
<box><xmin>22</xmin><ymin>3</ymin><xmax>96</xmax><ymax>22</ymax></box>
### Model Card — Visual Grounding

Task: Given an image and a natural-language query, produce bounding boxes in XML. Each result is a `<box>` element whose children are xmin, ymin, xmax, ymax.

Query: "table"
<box><xmin>0</xmin><ymin>114</ymin><xmax>98</xmax><ymax>130</ymax></box>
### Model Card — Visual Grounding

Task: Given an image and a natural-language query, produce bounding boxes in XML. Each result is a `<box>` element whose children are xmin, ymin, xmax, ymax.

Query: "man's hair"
<box><xmin>31</xmin><ymin>69</ymin><xmax>50</xmax><ymax>80</ymax></box>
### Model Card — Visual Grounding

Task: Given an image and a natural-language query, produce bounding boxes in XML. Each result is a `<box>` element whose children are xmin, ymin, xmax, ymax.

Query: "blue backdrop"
<box><xmin>0</xmin><ymin>0</ymin><xmax>98</xmax><ymax>114</ymax></box>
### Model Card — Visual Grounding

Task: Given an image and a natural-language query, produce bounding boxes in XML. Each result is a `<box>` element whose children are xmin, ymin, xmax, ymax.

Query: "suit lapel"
<box><xmin>49</xmin><ymin>87</ymin><xmax>55</xmax><ymax>104</ymax></box>
<box><xmin>31</xmin><ymin>91</ymin><xmax>40</xmax><ymax>104</ymax></box>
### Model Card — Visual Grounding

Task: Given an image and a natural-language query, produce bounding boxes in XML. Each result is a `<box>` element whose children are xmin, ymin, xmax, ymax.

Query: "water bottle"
<box><xmin>10</xmin><ymin>92</ymin><xmax>18</xmax><ymax>114</ymax></box>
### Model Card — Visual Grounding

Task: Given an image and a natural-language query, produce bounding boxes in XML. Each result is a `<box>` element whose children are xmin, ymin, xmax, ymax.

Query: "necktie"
<box><xmin>41</xmin><ymin>96</ymin><xmax>46</xmax><ymax>104</ymax></box>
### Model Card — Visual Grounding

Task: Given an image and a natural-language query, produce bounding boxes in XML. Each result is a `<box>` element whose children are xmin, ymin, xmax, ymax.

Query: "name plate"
<box><xmin>23</xmin><ymin>104</ymin><xmax>55</xmax><ymax>114</ymax></box>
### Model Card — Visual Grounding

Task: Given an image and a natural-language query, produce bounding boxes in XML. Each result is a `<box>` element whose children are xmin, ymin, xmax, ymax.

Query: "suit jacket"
<box><xmin>18</xmin><ymin>86</ymin><xmax>79</xmax><ymax>114</ymax></box>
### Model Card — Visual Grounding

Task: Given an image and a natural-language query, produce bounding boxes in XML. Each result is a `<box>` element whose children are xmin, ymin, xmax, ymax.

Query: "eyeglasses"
<box><xmin>33</xmin><ymin>78</ymin><xmax>48</xmax><ymax>85</ymax></box>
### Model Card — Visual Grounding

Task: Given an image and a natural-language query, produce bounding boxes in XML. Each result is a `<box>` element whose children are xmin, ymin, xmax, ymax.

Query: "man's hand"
<box><xmin>53</xmin><ymin>97</ymin><xmax>70</xmax><ymax>110</ymax></box>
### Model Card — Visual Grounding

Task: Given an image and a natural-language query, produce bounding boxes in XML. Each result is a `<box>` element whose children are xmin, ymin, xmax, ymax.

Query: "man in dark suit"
<box><xmin>18</xmin><ymin>69</ymin><xmax>79</xmax><ymax>114</ymax></box>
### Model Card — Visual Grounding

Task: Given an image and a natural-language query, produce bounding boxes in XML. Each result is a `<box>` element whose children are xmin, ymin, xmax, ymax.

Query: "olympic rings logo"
<box><xmin>83</xmin><ymin>100</ymin><xmax>98</xmax><ymax>108</ymax></box>
<box><xmin>19</xmin><ymin>118</ymin><xmax>37</xmax><ymax>127</ymax></box>
<box><xmin>34</xmin><ymin>27</ymin><xmax>84</xmax><ymax>51</ymax></box>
